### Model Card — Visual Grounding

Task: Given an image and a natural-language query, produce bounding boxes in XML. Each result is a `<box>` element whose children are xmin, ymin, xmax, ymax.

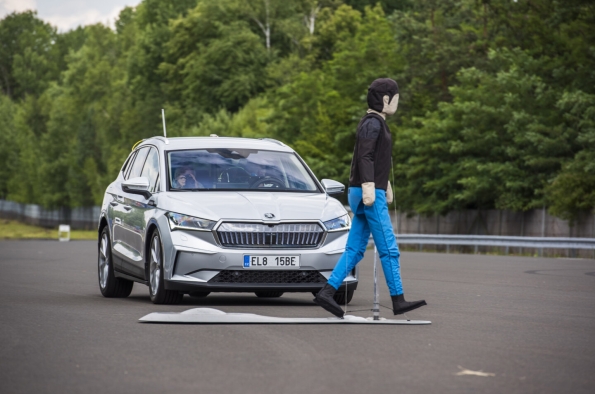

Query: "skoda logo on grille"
<box><xmin>264</xmin><ymin>213</ymin><xmax>275</xmax><ymax>219</ymax></box>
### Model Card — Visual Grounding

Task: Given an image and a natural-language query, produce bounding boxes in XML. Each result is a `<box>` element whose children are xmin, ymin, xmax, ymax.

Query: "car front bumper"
<box><xmin>160</xmin><ymin>219</ymin><xmax>357</xmax><ymax>293</ymax></box>
<box><xmin>164</xmin><ymin>280</ymin><xmax>358</xmax><ymax>293</ymax></box>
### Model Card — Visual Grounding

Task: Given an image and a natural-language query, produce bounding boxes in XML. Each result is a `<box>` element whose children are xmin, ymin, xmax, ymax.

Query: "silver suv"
<box><xmin>97</xmin><ymin>136</ymin><xmax>357</xmax><ymax>304</ymax></box>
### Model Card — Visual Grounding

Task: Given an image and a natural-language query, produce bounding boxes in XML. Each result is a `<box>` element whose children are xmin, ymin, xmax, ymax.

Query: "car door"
<box><xmin>113</xmin><ymin>146</ymin><xmax>150</xmax><ymax>278</ymax></box>
<box><xmin>120</xmin><ymin>147</ymin><xmax>160</xmax><ymax>278</ymax></box>
<box><xmin>107</xmin><ymin>150</ymin><xmax>136</xmax><ymax>271</ymax></box>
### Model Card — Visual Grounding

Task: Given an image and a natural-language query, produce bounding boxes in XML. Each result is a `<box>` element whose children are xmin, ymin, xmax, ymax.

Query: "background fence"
<box><xmin>0</xmin><ymin>200</ymin><xmax>100</xmax><ymax>230</ymax></box>
<box><xmin>391</xmin><ymin>208</ymin><xmax>595</xmax><ymax>238</ymax></box>
<box><xmin>389</xmin><ymin>208</ymin><xmax>595</xmax><ymax>258</ymax></box>
<box><xmin>1</xmin><ymin>199</ymin><xmax>594</xmax><ymax>258</ymax></box>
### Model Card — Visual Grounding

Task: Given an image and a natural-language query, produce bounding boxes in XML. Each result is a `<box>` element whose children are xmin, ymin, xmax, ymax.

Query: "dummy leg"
<box><xmin>316</xmin><ymin>188</ymin><xmax>370</xmax><ymax>318</ymax></box>
<box><xmin>327</xmin><ymin>186</ymin><xmax>370</xmax><ymax>289</ymax></box>
<box><xmin>364</xmin><ymin>190</ymin><xmax>402</xmax><ymax>295</ymax></box>
<box><xmin>326</xmin><ymin>211</ymin><xmax>370</xmax><ymax>289</ymax></box>
<box><xmin>365</xmin><ymin>190</ymin><xmax>426</xmax><ymax>314</ymax></box>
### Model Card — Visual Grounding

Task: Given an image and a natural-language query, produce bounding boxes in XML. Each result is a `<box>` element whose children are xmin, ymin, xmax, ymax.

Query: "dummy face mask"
<box><xmin>382</xmin><ymin>94</ymin><xmax>399</xmax><ymax>116</ymax></box>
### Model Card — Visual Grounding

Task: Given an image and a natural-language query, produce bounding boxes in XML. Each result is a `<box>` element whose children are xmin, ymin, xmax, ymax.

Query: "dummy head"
<box><xmin>367</xmin><ymin>78</ymin><xmax>399</xmax><ymax>116</ymax></box>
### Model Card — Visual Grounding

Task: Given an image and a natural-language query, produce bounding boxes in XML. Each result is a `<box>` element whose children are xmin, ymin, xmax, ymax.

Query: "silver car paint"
<box><xmin>160</xmin><ymin>192</ymin><xmax>346</xmax><ymax>224</ymax></box>
<box><xmin>100</xmin><ymin>137</ymin><xmax>354</xmax><ymax>289</ymax></box>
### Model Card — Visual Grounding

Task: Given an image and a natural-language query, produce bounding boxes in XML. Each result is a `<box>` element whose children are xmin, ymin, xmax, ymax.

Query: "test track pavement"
<box><xmin>0</xmin><ymin>240</ymin><xmax>594</xmax><ymax>394</ymax></box>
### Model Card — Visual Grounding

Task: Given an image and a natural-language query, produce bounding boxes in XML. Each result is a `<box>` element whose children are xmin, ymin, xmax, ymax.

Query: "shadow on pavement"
<box><xmin>124</xmin><ymin>293</ymin><xmax>318</xmax><ymax>307</ymax></box>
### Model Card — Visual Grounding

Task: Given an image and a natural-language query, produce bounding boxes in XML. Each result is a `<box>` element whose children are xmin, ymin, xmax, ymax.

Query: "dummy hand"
<box><xmin>362</xmin><ymin>182</ymin><xmax>375</xmax><ymax>206</ymax></box>
<box><xmin>386</xmin><ymin>181</ymin><xmax>393</xmax><ymax>204</ymax></box>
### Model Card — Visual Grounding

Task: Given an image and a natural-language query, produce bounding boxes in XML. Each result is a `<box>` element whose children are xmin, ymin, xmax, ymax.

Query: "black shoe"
<box><xmin>391</xmin><ymin>294</ymin><xmax>427</xmax><ymax>315</ymax></box>
<box><xmin>313</xmin><ymin>284</ymin><xmax>344</xmax><ymax>318</ymax></box>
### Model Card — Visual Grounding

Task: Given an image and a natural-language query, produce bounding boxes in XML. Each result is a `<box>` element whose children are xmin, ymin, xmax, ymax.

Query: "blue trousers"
<box><xmin>327</xmin><ymin>187</ymin><xmax>403</xmax><ymax>296</ymax></box>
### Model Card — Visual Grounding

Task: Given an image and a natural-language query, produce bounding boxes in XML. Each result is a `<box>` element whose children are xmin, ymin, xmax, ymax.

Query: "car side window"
<box><xmin>154</xmin><ymin>174</ymin><xmax>160</xmax><ymax>192</ymax></box>
<box><xmin>127</xmin><ymin>147</ymin><xmax>150</xmax><ymax>180</ymax></box>
<box><xmin>140</xmin><ymin>148</ymin><xmax>160</xmax><ymax>192</ymax></box>
<box><xmin>122</xmin><ymin>151</ymin><xmax>137</xmax><ymax>180</ymax></box>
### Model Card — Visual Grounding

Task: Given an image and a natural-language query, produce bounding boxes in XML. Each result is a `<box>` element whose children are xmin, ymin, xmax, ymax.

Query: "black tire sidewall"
<box><xmin>149</xmin><ymin>231</ymin><xmax>166</xmax><ymax>303</ymax></box>
<box><xmin>255</xmin><ymin>291</ymin><xmax>284</xmax><ymax>298</ymax></box>
<box><xmin>346</xmin><ymin>289</ymin><xmax>355</xmax><ymax>304</ymax></box>
<box><xmin>189</xmin><ymin>291</ymin><xmax>210</xmax><ymax>298</ymax></box>
<box><xmin>98</xmin><ymin>227</ymin><xmax>115</xmax><ymax>296</ymax></box>
<box><xmin>333</xmin><ymin>289</ymin><xmax>355</xmax><ymax>305</ymax></box>
<box><xmin>148</xmin><ymin>230</ymin><xmax>183</xmax><ymax>305</ymax></box>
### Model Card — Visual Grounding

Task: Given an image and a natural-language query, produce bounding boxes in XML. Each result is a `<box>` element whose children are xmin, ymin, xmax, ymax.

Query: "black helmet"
<box><xmin>367</xmin><ymin>78</ymin><xmax>399</xmax><ymax>112</ymax></box>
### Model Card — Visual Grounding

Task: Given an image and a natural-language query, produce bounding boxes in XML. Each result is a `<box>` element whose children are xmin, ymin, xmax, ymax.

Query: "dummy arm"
<box><xmin>358</xmin><ymin>119</ymin><xmax>380</xmax><ymax>206</ymax></box>
<box><xmin>386</xmin><ymin>181</ymin><xmax>393</xmax><ymax>204</ymax></box>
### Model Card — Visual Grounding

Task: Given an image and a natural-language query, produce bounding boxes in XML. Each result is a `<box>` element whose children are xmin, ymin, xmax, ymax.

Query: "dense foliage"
<box><xmin>0</xmin><ymin>0</ymin><xmax>593</xmax><ymax>221</ymax></box>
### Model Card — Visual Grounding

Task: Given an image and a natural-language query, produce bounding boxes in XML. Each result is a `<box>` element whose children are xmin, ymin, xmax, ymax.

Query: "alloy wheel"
<box><xmin>98</xmin><ymin>232</ymin><xmax>109</xmax><ymax>289</ymax></box>
<box><xmin>150</xmin><ymin>236</ymin><xmax>161</xmax><ymax>295</ymax></box>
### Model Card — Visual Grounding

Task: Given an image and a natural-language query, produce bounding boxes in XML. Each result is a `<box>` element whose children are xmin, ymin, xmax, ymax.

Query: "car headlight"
<box><xmin>323</xmin><ymin>214</ymin><xmax>351</xmax><ymax>232</ymax></box>
<box><xmin>166</xmin><ymin>212</ymin><xmax>216</xmax><ymax>231</ymax></box>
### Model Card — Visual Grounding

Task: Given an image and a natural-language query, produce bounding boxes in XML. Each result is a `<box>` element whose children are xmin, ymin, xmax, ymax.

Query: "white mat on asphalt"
<box><xmin>139</xmin><ymin>308</ymin><xmax>431</xmax><ymax>325</ymax></box>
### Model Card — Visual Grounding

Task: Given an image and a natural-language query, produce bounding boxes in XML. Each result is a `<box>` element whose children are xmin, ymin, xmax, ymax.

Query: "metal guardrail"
<box><xmin>369</xmin><ymin>234</ymin><xmax>595</xmax><ymax>250</ymax></box>
<box><xmin>0</xmin><ymin>199</ymin><xmax>100</xmax><ymax>230</ymax></box>
<box><xmin>394</xmin><ymin>234</ymin><xmax>595</xmax><ymax>250</ymax></box>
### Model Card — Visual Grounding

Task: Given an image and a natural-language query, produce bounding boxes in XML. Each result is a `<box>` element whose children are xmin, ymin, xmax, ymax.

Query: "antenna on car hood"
<box><xmin>161</xmin><ymin>109</ymin><xmax>169</xmax><ymax>144</ymax></box>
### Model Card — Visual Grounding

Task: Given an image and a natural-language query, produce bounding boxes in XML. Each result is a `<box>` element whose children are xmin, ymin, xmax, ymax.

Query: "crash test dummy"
<box><xmin>314</xmin><ymin>78</ymin><xmax>427</xmax><ymax>318</ymax></box>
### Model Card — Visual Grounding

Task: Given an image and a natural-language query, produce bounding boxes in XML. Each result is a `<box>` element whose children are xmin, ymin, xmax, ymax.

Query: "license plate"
<box><xmin>243</xmin><ymin>255</ymin><xmax>300</xmax><ymax>269</ymax></box>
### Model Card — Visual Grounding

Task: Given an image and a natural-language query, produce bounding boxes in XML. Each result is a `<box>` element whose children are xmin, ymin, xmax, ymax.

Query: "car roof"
<box><xmin>135</xmin><ymin>136</ymin><xmax>294</xmax><ymax>153</ymax></box>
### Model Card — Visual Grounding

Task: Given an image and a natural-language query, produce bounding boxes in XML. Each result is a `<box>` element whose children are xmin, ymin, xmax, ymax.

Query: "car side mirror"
<box><xmin>122</xmin><ymin>177</ymin><xmax>152</xmax><ymax>199</ymax></box>
<box><xmin>321</xmin><ymin>179</ymin><xmax>345</xmax><ymax>197</ymax></box>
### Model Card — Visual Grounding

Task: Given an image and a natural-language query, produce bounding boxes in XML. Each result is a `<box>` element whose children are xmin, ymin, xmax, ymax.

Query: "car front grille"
<box><xmin>209</xmin><ymin>270</ymin><xmax>327</xmax><ymax>284</ymax></box>
<box><xmin>216</xmin><ymin>222</ymin><xmax>324</xmax><ymax>248</ymax></box>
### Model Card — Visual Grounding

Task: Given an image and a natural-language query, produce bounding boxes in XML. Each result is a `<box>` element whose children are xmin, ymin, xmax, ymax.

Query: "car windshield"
<box><xmin>168</xmin><ymin>149</ymin><xmax>319</xmax><ymax>192</ymax></box>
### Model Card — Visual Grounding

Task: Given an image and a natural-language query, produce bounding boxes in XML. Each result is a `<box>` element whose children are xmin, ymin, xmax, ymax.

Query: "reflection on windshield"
<box><xmin>168</xmin><ymin>149</ymin><xmax>319</xmax><ymax>192</ymax></box>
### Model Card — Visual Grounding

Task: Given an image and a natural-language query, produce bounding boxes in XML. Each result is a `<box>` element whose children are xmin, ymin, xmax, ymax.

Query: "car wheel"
<box><xmin>149</xmin><ymin>231</ymin><xmax>183</xmax><ymax>305</ymax></box>
<box><xmin>255</xmin><ymin>291</ymin><xmax>284</xmax><ymax>298</ymax></box>
<box><xmin>98</xmin><ymin>227</ymin><xmax>133</xmax><ymax>298</ymax></box>
<box><xmin>333</xmin><ymin>289</ymin><xmax>355</xmax><ymax>305</ymax></box>
<box><xmin>189</xmin><ymin>291</ymin><xmax>210</xmax><ymax>298</ymax></box>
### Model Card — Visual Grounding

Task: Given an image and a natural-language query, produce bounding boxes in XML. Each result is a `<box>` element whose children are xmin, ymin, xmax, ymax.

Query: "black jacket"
<box><xmin>348</xmin><ymin>113</ymin><xmax>391</xmax><ymax>190</ymax></box>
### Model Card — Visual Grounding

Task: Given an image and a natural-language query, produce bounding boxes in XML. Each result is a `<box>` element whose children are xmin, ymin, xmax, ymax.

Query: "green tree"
<box><xmin>0</xmin><ymin>95</ymin><xmax>15</xmax><ymax>198</ymax></box>
<box><xmin>1</xmin><ymin>0</ymin><xmax>593</xmax><ymax>219</ymax></box>
<box><xmin>263</xmin><ymin>5</ymin><xmax>403</xmax><ymax>186</ymax></box>
<box><xmin>6</xmin><ymin>95</ymin><xmax>47</xmax><ymax>204</ymax></box>
<box><xmin>0</xmin><ymin>11</ymin><xmax>58</xmax><ymax>99</ymax></box>
<box><xmin>546</xmin><ymin>91</ymin><xmax>595</xmax><ymax>221</ymax></box>
<box><xmin>161</xmin><ymin>1</ymin><xmax>269</xmax><ymax>119</ymax></box>
<box><xmin>124</xmin><ymin>0</ymin><xmax>198</xmax><ymax>142</ymax></box>
<box><xmin>394</xmin><ymin>48</ymin><xmax>592</xmax><ymax>216</ymax></box>
<box><xmin>344</xmin><ymin>0</ymin><xmax>411</xmax><ymax>14</ymax></box>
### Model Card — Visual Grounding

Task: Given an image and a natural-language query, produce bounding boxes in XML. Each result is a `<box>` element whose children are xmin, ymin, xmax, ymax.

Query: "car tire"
<box><xmin>149</xmin><ymin>231</ymin><xmax>183</xmax><ymax>305</ymax></box>
<box><xmin>255</xmin><ymin>291</ymin><xmax>284</xmax><ymax>298</ymax></box>
<box><xmin>333</xmin><ymin>289</ymin><xmax>355</xmax><ymax>305</ymax></box>
<box><xmin>189</xmin><ymin>291</ymin><xmax>210</xmax><ymax>298</ymax></box>
<box><xmin>98</xmin><ymin>227</ymin><xmax>133</xmax><ymax>298</ymax></box>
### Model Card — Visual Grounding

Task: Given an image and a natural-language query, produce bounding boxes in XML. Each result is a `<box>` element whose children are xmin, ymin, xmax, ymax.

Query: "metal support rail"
<box><xmin>370</xmin><ymin>234</ymin><xmax>595</xmax><ymax>250</ymax></box>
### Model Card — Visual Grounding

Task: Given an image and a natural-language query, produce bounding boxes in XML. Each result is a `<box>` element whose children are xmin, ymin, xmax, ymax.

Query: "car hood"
<box><xmin>159</xmin><ymin>191</ymin><xmax>347</xmax><ymax>223</ymax></box>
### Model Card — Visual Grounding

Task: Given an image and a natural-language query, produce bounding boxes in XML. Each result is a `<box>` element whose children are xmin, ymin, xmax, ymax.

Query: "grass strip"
<box><xmin>0</xmin><ymin>219</ymin><xmax>96</xmax><ymax>240</ymax></box>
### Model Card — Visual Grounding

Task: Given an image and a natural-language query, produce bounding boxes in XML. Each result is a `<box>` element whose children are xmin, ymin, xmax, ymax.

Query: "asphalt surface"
<box><xmin>0</xmin><ymin>240</ymin><xmax>594</xmax><ymax>394</ymax></box>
